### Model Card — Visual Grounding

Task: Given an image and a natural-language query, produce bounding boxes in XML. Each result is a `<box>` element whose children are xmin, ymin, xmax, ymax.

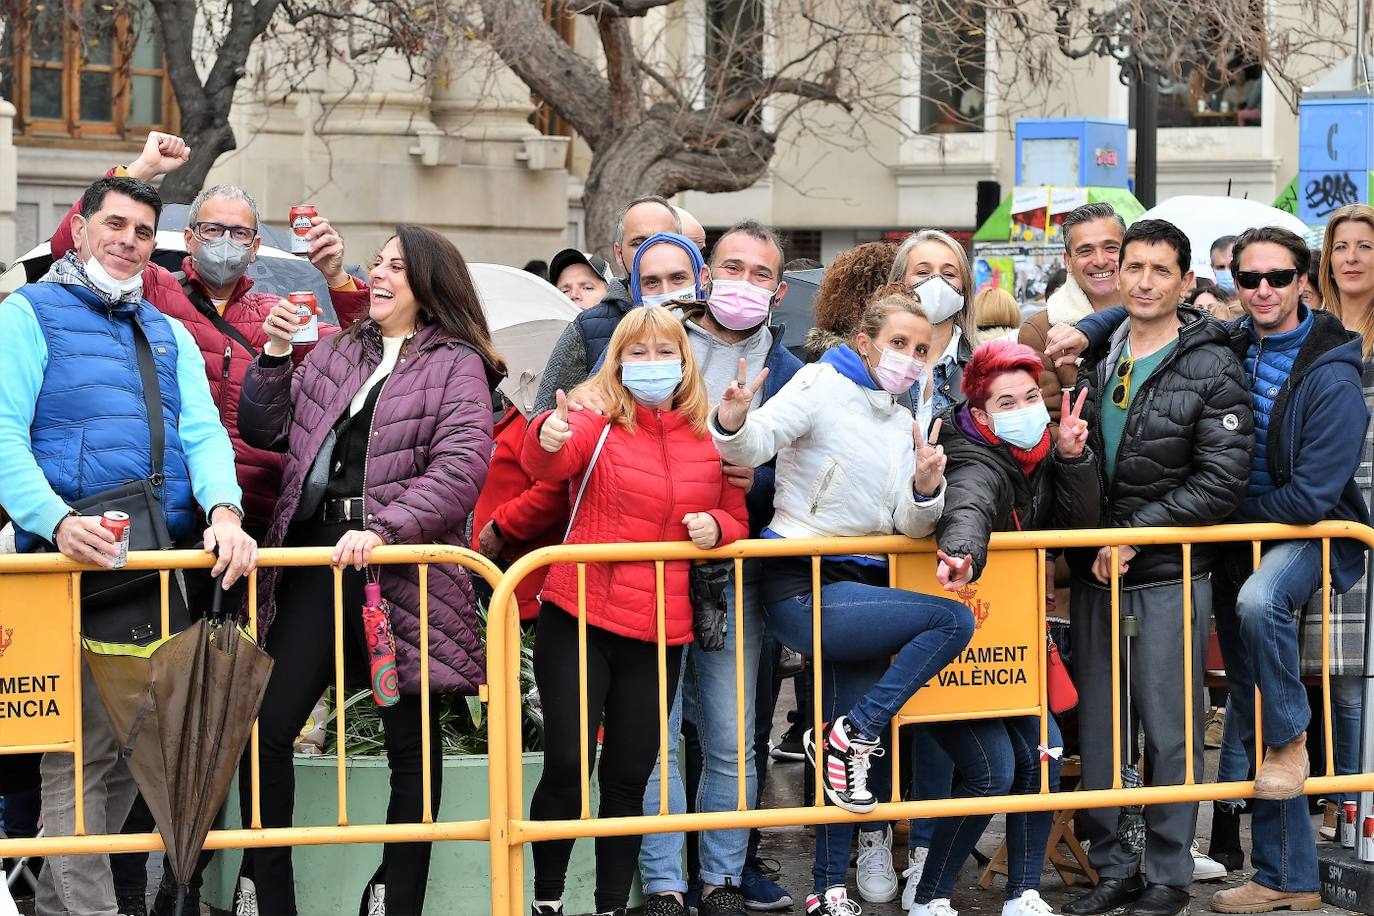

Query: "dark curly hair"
<box><xmin>812</xmin><ymin>241</ymin><xmax>899</xmax><ymax>336</ymax></box>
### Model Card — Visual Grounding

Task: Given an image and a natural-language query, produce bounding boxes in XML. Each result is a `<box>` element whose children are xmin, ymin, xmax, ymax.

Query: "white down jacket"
<box><xmin>710</xmin><ymin>361</ymin><xmax>944</xmax><ymax>540</ymax></box>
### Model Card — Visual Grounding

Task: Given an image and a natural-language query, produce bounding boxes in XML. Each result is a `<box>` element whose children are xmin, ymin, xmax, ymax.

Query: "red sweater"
<box><xmin>51</xmin><ymin>181</ymin><xmax>370</xmax><ymax>528</ymax></box>
<box><xmin>472</xmin><ymin>408</ymin><xmax>570</xmax><ymax>620</ymax></box>
<box><xmin>522</xmin><ymin>404</ymin><xmax>749</xmax><ymax>645</ymax></box>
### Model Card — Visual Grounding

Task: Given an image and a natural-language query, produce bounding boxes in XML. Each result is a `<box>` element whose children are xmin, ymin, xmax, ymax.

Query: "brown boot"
<box><xmin>1253</xmin><ymin>732</ymin><xmax>1309</xmax><ymax>800</ymax></box>
<box><xmin>1211</xmin><ymin>881</ymin><xmax>1321</xmax><ymax>913</ymax></box>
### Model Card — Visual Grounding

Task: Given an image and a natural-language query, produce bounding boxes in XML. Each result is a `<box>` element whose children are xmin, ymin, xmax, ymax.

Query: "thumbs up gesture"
<box><xmin>913</xmin><ymin>418</ymin><xmax>946</xmax><ymax>497</ymax></box>
<box><xmin>540</xmin><ymin>389</ymin><xmax>573</xmax><ymax>453</ymax></box>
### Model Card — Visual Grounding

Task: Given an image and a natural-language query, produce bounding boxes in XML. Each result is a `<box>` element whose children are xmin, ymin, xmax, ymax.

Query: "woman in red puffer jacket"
<box><xmin>521</xmin><ymin>305</ymin><xmax>749</xmax><ymax>916</ymax></box>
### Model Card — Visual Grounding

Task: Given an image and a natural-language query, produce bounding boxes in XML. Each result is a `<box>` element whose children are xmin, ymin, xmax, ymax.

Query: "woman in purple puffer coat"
<box><xmin>235</xmin><ymin>224</ymin><xmax>505</xmax><ymax>916</ymax></box>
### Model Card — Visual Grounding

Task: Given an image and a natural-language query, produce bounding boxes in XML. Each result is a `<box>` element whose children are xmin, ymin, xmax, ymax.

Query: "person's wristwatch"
<box><xmin>209</xmin><ymin>503</ymin><xmax>245</xmax><ymax>523</ymax></box>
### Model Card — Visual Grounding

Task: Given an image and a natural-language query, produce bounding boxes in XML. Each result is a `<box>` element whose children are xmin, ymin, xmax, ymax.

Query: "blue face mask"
<box><xmin>1213</xmin><ymin>268</ymin><xmax>1236</xmax><ymax>293</ymax></box>
<box><xmin>622</xmin><ymin>359</ymin><xmax>683</xmax><ymax>405</ymax></box>
<box><xmin>990</xmin><ymin>402</ymin><xmax>1051</xmax><ymax>449</ymax></box>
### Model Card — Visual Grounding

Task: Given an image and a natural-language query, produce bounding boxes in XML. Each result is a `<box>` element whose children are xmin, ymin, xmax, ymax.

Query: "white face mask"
<box><xmin>912</xmin><ymin>275</ymin><xmax>964</xmax><ymax>325</ymax></box>
<box><xmin>641</xmin><ymin>285</ymin><xmax>697</xmax><ymax>308</ymax></box>
<box><xmin>84</xmin><ymin>254</ymin><xmax>144</xmax><ymax>301</ymax></box>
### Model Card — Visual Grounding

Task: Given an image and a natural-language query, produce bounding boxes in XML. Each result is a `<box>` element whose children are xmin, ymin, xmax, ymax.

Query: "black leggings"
<box><xmin>238</xmin><ymin>521</ymin><xmax>442</xmax><ymax>916</ymax></box>
<box><xmin>530</xmin><ymin>603</ymin><xmax>683</xmax><ymax>912</ymax></box>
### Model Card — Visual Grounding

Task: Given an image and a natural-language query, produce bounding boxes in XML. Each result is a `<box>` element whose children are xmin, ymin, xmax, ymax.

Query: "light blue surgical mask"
<box><xmin>622</xmin><ymin>358</ymin><xmax>683</xmax><ymax>405</ymax></box>
<box><xmin>991</xmin><ymin>402</ymin><xmax>1051</xmax><ymax>449</ymax></box>
<box><xmin>1213</xmin><ymin>268</ymin><xmax>1235</xmax><ymax>293</ymax></box>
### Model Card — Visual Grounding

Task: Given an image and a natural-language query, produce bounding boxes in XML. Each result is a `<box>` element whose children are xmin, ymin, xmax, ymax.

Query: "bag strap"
<box><xmin>129</xmin><ymin>317</ymin><xmax>165</xmax><ymax>482</ymax></box>
<box><xmin>563</xmin><ymin>423</ymin><xmax>613</xmax><ymax>542</ymax></box>
<box><xmin>178</xmin><ymin>274</ymin><xmax>258</xmax><ymax>357</ymax></box>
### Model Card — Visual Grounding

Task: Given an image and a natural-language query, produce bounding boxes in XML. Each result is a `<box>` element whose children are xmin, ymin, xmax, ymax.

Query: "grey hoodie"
<box><xmin>685</xmin><ymin>318</ymin><xmax>772</xmax><ymax>408</ymax></box>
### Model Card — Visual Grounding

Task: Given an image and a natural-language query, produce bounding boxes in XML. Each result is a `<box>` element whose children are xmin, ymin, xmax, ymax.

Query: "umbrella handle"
<box><xmin>210</xmin><ymin>575</ymin><xmax>224</xmax><ymax>621</ymax></box>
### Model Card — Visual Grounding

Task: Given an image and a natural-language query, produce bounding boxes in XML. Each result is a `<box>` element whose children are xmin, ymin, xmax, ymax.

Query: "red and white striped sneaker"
<box><xmin>805</xmin><ymin>885</ymin><xmax>862</xmax><ymax>915</ymax></box>
<box><xmin>804</xmin><ymin>716</ymin><xmax>881</xmax><ymax>814</ymax></box>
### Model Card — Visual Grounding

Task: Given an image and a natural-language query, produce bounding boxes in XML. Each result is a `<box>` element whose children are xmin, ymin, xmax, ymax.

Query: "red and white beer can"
<box><xmin>1342</xmin><ymin>800</ymin><xmax>1358</xmax><ymax>848</ymax></box>
<box><xmin>100</xmin><ymin>510</ymin><xmax>130</xmax><ymax>569</ymax></box>
<box><xmin>1362</xmin><ymin>816</ymin><xmax>1374</xmax><ymax>861</ymax></box>
<box><xmin>289</xmin><ymin>204</ymin><xmax>317</xmax><ymax>255</ymax></box>
<box><xmin>288</xmin><ymin>291</ymin><xmax>319</xmax><ymax>345</ymax></box>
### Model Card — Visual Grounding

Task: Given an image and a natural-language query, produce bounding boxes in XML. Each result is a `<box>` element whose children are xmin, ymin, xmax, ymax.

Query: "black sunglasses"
<box><xmin>1235</xmin><ymin>269</ymin><xmax>1298</xmax><ymax>290</ymax></box>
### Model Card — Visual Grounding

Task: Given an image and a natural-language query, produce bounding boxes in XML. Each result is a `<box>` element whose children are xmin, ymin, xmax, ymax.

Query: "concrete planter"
<box><xmin>203</xmin><ymin>752</ymin><xmax>601</xmax><ymax>915</ymax></box>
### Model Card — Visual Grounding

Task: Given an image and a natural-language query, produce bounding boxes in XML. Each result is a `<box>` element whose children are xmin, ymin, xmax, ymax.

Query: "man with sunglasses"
<box><xmin>1050</xmin><ymin>225</ymin><xmax>1370</xmax><ymax>914</ymax></box>
<box><xmin>1057</xmin><ymin>219</ymin><xmax>1252</xmax><ymax>916</ymax></box>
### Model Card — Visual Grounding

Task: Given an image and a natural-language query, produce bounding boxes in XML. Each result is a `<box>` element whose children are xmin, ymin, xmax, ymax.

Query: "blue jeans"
<box><xmin>765</xmin><ymin>581</ymin><xmax>973</xmax><ymax>892</ymax></box>
<box><xmin>639</xmin><ymin>567</ymin><xmax>763</xmax><ymax>891</ymax></box>
<box><xmin>640</xmin><ymin>663</ymin><xmax>688</xmax><ymax>896</ymax></box>
<box><xmin>1216</xmin><ymin>696</ymin><xmax>1251</xmax><ymax>807</ymax></box>
<box><xmin>914</xmin><ymin>716</ymin><xmax>1062</xmax><ymax>904</ymax></box>
<box><xmin>1330</xmin><ymin>675</ymin><xmax>1363</xmax><ymax>806</ymax></box>
<box><xmin>907</xmin><ymin>725</ymin><xmax>955</xmax><ymax>850</ymax></box>
<box><xmin>1217</xmin><ymin>540</ymin><xmax>1321</xmax><ymax>893</ymax></box>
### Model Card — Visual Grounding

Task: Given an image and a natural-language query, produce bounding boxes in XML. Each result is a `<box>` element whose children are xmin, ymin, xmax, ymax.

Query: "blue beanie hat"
<box><xmin>629</xmin><ymin>231</ymin><xmax>706</xmax><ymax>305</ymax></box>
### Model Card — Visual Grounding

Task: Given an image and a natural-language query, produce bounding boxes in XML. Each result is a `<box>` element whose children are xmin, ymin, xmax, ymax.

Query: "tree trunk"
<box><xmin>581</xmin><ymin>126</ymin><xmax>675</xmax><ymax>258</ymax></box>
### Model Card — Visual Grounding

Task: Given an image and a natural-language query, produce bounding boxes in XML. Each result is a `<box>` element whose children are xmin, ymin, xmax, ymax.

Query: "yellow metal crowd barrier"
<box><xmin>3</xmin><ymin>523</ymin><xmax>1374</xmax><ymax>916</ymax></box>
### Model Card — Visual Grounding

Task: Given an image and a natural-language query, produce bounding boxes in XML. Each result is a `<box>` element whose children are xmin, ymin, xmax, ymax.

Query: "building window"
<box><xmin>0</xmin><ymin>0</ymin><xmax>174</xmax><ymax>140</ymax></box>
<box><xmin>529</xmin><ymin>0</ymin><xmax>573</xmax><ymax>169</ymax></box>
<box><xmin>919</xmin><ymin>0</ymin><xmax>985</xmax><ymax>134</ymax></box>
<box><xmin>1147</xmin><ymin>58</ymin><xmax>1263</xmax><ymax>128</ymax></box>
<box><xmin>705</xmin><ymin>0</ymin><xmax>764</xmax><ymax>122</ymax></box>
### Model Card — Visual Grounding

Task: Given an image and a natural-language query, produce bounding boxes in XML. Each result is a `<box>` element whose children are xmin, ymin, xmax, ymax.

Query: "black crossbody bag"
<box><xmin>67</xmin><ymin>315</ymin><xmax>189</xmax><ymax>644</ymax></box>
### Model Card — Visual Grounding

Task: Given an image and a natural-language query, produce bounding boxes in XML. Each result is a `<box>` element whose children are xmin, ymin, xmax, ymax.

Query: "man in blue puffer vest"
<box><xmin>0</xmin><ymin>175</ymin><xmax>256</xmax><ymax>916</ymax></box>
<box><xmin>1050</xmin><ymin>226</ymin><xmax>1370</xmax><ymax>915</ymax></box>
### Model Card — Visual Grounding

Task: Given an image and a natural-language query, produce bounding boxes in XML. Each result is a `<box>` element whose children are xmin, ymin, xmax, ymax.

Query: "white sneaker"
<box><xmin>901</xmin><ymin>847</ymin><xmax>929</xmax><ymax>911</ymax></box>
<box><xmin>805</xmin><ymin>885</ymin><xmax>863</xmax><ymax>915</ymax></box>
<box><xmin>365</xmin><ymin>883</ymin><xmax>387</xmax><ymax>915</ymax></box>
<box><xmin>909</xmin><ymin>897</ymin><xmax>958</xmax><ymax>916</ymax></box>
<box><xmin>856</xmin><ymin>825</ymin><xmax>900</xmax><ymax>903</ymax></box>
<box><xmin>234</xmin><ymin>878</ymin><xmax>259</xmax><ymax>916</ymax></box>
<box><xmin>1002</xmin><ymin>889</ymin><xmax>1057</xmax><ymax>916</ymax></box>
<box><xmin>1191</xmin><ymin>841</ymin><xmax>1227</xmax><ymax>882</ymax></box>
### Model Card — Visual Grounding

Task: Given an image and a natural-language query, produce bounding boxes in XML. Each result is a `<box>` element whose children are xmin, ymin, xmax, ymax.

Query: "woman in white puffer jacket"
<box><xmin>711</xmin><ymin>290</ymin><xmax>974</xmax><ymax>916</ymax></box>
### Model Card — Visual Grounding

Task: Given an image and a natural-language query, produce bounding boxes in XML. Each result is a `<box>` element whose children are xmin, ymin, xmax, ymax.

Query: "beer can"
<box><xmin>1362</xmin><ymin>816</ymin><xmax>1374</xmax><ymax>861</ymax></box>
<box><xmin>289</xmin><ymin>204</ymin><xmax>317</xmax><ymax>255</ymax></box>
<box><xmin>100</xmin><ymin>510</ymin><xmax>130</xmax><ymax>569</ymax></box>
<box><xmin>1342</xmin><ymin>800</ymin><xmax>1358</xmax><ymax>848</ymax></box>
<box><xmin>287</xmin><ymin>291</ymin><xmax>319</xmax><ymax>345</ymax></box>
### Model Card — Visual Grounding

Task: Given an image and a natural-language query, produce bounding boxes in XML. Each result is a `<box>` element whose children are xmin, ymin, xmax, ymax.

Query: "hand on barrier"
<box><xmin>1092</xmin><ymin>544</ymin><xmax>1137</xmax><ymax>584</ymax></box>
<box><xmin>566</xmin><ymin>384</ymin><xmax>609</xmax><ymax>416</ymax></box>
<box><xmin>722</xmin><ymin>462</ymin><xmax>754</xmax><ymax>491</ymax></box>
<box><xmin>334</xmin><ymin>529</ymin><xmax>385</xmax><ymax>570</ymax></box>
<box><xmin>55</xmin><ymin>514</ymin><xmax>121</xmax><ymax>568</ymax></box>
<box><xmin>1056</xmin><ymin>387</ymin><xmax>1090</xmax><ymax>459</ymax></box>
<box><xmin>913</xmin><ymin>417</ymin><xmax>946</xmax><ymax>497</ymax></box>
<box><xmin>682</xmin><ymin>512</ymin><xmax>722</xmax><ymax>549</ymax></box>
<box><xmin>204</xmin><ymin>508</ymin><xmax>258</xmax><ymax>588</ymax></box>
<box><xmin>935</xmin><ymin>549</ymin><xmax>974</xmax><ymax>591</ymax></box>
<box><xmin>1045</xmin><ymin>323</ymin><xmax>1090</xmax><ymax>368</ymax></box>
<box><xmin>127</xmin><ymin>130</ymin><xmax>190</xmax><ymax>181</ymax></box>
<box><xmin>263</xmin><ymin>299</ymin><xmax>314</xmax><ymax>357</ymax></box>
<box><xmin>716</xmin><ymin>358</ymin><xmax>769</xmax><ymax>433</ymax></box>
<box><xmin>540</xmin><ymin>390</ymin><xmax>573</xmax><ymax>452</ymax></box>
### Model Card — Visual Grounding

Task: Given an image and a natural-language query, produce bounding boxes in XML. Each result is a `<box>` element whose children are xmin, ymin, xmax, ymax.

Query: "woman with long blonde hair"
<box><xmin>522</xmin><ymin>305</ymin><xmax>750</xmax><ymax>916</ymax></box>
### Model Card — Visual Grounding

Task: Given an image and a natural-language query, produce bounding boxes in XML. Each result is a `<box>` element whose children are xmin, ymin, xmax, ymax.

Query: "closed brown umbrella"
<box><xmin>83</xmin><ymin>587</ymin><xmax>273</xmax><ymax>915</ymax></box>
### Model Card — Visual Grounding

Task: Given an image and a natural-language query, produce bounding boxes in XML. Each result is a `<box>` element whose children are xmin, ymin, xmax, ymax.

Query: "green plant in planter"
<box><xmin>323</xmin><ymin>602</ymin><xmax>542</xmax><ymax>757</ymax></box>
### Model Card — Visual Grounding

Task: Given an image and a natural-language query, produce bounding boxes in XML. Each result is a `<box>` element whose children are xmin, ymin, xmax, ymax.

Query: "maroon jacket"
<box><xmin>239</xmin><ymin>320</ymin><xmax>498</xmax><ymax>694</ymax></box>
<box><xmin>51</xmin><ymin>181</ymin><xmax>370</xmax><ymax>527</ymax></box>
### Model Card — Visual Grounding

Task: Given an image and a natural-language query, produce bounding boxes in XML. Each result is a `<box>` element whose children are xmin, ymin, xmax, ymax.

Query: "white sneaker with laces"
<box><xmin>1001</xmin><ymin>889</ymin><xmax>1057</xmax><ymax>916</ymax></box>
<box><xmin>365</xmin><ymin>883</ymin><xmax>386</xmax><ymax>915</ymax></box>
<box><xmin>901</xmin><ymin>847</ymin><xmax>929</xmax><ymax>911</ymax></box>
<box><xmin>856</xmin><ymin>825</ymin><xmax>900</xmax><ymax>903</ymax></box>
<box><xmin>1191</xmin><ymin>840</ymin><xmax>1227</xmax><ymax>882</ymax></box>
<box><xmin>805</xmin><ymin>884</ymin><xmax>863</xmax><ymax>915</ymax></box>
<box><xmin>234</xmin><ymin>878</ymin><xmax>259</xmax><ymax>916</ymax></box>
<box><xmin>909</xmin><ymin>897</ymin><xmax>958</xmax><ymax>916</ymax></box>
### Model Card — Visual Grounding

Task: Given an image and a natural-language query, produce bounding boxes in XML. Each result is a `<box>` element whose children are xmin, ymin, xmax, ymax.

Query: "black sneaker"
<box><xmin>643</xmin><ymin>893</ymin><xmax>688</xmax><ymax>916</ymax></box>
<box><xmin>700</xmin><ymin>886</ymin><xmax>748</xmax><ymax>916</ymax></box>
<box><xmin>116</xmin><ymin>892</ymin><xmax>148</xmax><ymax>916</ymax></box>
<box><xmin>771</xmin><ymin>719</ymin><xmax>806</xmax><ymax>761</ymax></box>
<box><xmin>804</xmin><ymin>716</ymin><xmax>881</xmax><ymax>814</ymax></box>
<box><xmin>530</xmin><ymin>903</ymin><xmax>562</xmax><ymax>916</ymax></box>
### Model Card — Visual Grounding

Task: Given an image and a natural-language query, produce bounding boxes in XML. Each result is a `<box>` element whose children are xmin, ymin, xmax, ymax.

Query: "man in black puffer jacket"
<box><xmin>1059</xmin><ymin>220</ymin><xmax>1254</xmax><ymax>916</ymax></box>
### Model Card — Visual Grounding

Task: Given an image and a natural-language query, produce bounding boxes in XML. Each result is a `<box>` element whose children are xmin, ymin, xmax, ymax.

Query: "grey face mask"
<box><xmin>194</xmin><ymin>235</ymin><xmax>253</xmax><ymax>289</ymax></box>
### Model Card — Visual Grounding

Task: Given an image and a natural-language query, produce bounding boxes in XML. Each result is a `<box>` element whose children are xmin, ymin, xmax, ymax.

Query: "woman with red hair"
<box><xmin>905</xmin><ymin>340</ymin><xmax>1102</xmax><ymax>916</ymax></box>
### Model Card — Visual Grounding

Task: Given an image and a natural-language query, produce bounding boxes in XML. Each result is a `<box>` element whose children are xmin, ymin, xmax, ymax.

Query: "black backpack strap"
<box><xmin>179</xmin><ymin>276</ymin><xmax>258</xmax><ymax>357</ymax></box>
<box><xmin>129</xmin><ymin>317</ymin><xmax>165</xmax><ymax>484</ymax></box>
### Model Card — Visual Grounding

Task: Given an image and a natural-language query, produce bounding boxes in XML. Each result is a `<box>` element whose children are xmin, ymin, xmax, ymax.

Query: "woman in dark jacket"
<box><xmin>907</xmin><ymin>341</ymin><xmax>1100</xmax><ymax>916</ymax></box>
<box><xmin>235</xmin><ymin>225</ymin><xmax>505</xmax><ymax>916</ymax></box>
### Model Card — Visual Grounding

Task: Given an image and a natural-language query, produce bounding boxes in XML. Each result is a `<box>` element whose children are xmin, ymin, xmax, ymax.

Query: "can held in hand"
<box><xmin>1342</xmin><ymin>800</ymin><xmax>1358</xmax><ymax>848</ymax></box>
<box><xmin>288</xmin><ymin>291</ymin><xmax>319</xmax><ymax>345</ymax></box>
<box><xmin>289</xmin><ymin>204</ymin><xmax>317</xmax><ymax>255</ymax></box>
<box><xmin>1362</xmin><ymin>816</ymin><xmax>1374</xmax><ymax>861</ymax></box>
<box><xmin>100</xmin><ymin>511</ymin><xmax>130</xmax><ymax>569</ymax></box>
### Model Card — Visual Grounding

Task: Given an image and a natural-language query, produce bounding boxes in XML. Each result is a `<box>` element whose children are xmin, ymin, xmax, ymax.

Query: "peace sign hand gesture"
<box><xmin>913</xmin><ymin>418</ymin><xmax>946</xmax><ymax>497</ymax></box>
<box><xmin>1056</xmin><ymin>387</ymin><xmax>1089</xmax><ymax>459</ymax></box>
<box><xmin>540</xmin><ymin>389</ymin><xmax>573</xmax><ymax>453</ymax></box>
<box><xmin>717</xmin><ymin>358</ymin><xmax>769</xmax><ymax>434</ymax></box>
<box><xmin>936</xmin><ymin>549</ymin><xmax>974</xmax><ymax>592</ymax></box>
